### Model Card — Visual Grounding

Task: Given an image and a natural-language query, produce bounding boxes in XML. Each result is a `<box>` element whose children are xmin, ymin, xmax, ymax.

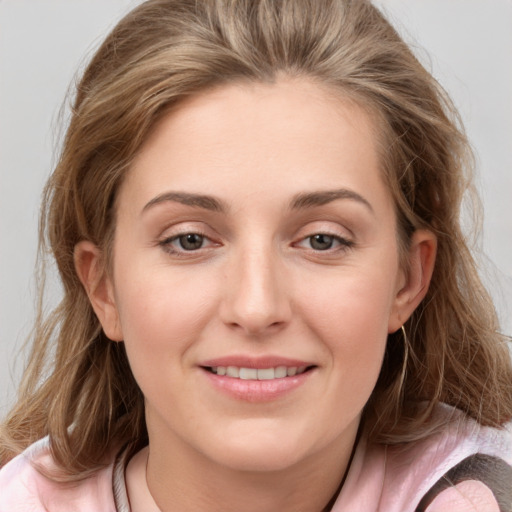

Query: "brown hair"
<box><xmin>1</xmin><ymin>0</ymin><xmax>511</xmax><ymax>478</ymax></box>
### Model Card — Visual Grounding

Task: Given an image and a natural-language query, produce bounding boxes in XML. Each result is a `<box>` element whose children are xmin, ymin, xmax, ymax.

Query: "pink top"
<box><xmin>1</xmin><ymin>405</ymin><xmax>511</xmax><ymax>511</ymax></box>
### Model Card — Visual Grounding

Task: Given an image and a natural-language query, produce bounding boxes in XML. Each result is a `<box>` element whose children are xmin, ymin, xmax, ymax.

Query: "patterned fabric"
<box><xmin>330</xmin><ymin>405</ymin><xmax>512</xmax><ymax>511</ymax></box>
<box><xmin>416</xmin><ymin>454</ymin><xmax>512</xmax><ymax>512</ymax></box>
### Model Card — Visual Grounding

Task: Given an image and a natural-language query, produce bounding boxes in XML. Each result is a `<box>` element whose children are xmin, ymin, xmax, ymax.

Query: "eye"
<box><xmin>309</xmin><ymin>234</ymin><xmax>336</xmax><ymax>250</ymax></box>
<box><xmin>296</xmin><ymin>233</ymin><xmax>353</xmax><ymax>252</ymax></box>
<box><xmin>159</xmin><ymin>232</ymin><xmax>214</xmax><ymax>254</ymax></box>
<box><xmin>175</xmin><ymin>233</ymin><xmax>205</xmax><ymax>250</ymax></box>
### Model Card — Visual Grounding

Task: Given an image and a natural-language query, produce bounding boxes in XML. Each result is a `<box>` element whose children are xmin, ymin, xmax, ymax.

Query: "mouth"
<box><xmin>199</xmin><ymin>357</ymin><xmax>317</xmax><ymax>401</ymax></box>
<box><xmin>204</xmin><ymin>365</ymin><xmax>313</xmax><ymax>380</ymax></box>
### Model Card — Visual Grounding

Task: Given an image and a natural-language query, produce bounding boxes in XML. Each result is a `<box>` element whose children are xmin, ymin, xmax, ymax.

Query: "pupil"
<box><xmin>180</xmin><ymin>234</ymin><xmax>203</xmax><ymax>250</ymax></box>
<box><xmin>310</xmin><ymin>234</ymin><xmax>333</xmax><ymax>250</ymax></box>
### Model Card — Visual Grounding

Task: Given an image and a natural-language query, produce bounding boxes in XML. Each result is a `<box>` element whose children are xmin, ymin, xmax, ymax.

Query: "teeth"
<box><xmin>239</xmin><ymin>368</ymin><xmax>258</xmax><ymax>380</ymax></box>
<box><xmin>257</xmin><ymin>368</ymin><xmax>275</xmax><ymax>380</ymax></box>
<box><xmin>226</xmin><ymin>366</ymin><xmax>239</xmax><ymax>378</ymax></box>
<box><xmin>210</xmin><ymin>365</ymin><xmax>309</xmax><ymax>380</ymax></box>
<box><xmin>275</xmin><ymin>366</ymin><xmax>287</xmax><ymax>378</ymax></box>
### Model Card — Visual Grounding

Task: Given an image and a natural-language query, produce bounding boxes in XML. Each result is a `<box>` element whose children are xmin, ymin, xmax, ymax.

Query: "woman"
<box><xmin>1</xmin><ymin>1</ymin><xmax>511</xmax><ymax>510</ymax></box>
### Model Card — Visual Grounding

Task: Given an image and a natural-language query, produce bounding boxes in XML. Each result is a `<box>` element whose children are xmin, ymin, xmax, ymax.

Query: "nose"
<box><xmin>220</xmin><ymin>245</ymin><xmax>292</xmax><ymax>336</ymax></box>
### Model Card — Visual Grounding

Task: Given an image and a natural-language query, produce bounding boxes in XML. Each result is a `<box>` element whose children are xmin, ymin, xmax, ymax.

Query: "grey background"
<box><xmin>1</xmin><ymin>0</ymin><xmax>511</xmax><ymax>415</ymax></box>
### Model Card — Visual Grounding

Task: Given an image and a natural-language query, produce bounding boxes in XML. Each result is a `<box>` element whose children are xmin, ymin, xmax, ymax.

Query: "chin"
<box><xmin>216</xmin><ymin>445</ymin><xmax>308</xmax><ymax>474</ymax></box>
<box><xmin>203</xmin><ymin>426</ymin><xmax>319</xmax><ymax>473</ymax></box>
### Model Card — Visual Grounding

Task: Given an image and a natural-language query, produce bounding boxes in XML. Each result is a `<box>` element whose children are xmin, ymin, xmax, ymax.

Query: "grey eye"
<box><xmin>309</xmin><ymin>234</ymin><xmax>334</xmax><ymax>250</ymax></box>
<box><xmin>178</xmin><ymin>233</ymin><xmax>204</xmax><ymax>250</ymax></box>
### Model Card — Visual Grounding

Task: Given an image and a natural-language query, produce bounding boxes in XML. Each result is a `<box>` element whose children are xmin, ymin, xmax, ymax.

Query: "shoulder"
<box><xmin>333</xmin><ymin>404</ymin><xmax>512</xmax><ymax>512</ymax></box>
<box><xmin>384</xmin><ymin>405</ymin><xmax>512</xmax><ymax>512</ymax></box>
<box><xmin>415</xmin><ymin>452</ymin><xmax>512</xmax><ymax>511</ymax></box>
<box><xmin>0</xmin><ymin>438</ymin><xmax>118</xmax><ymax>512</ymax></box>
<box><xmin>420</xmin><ymin>480</ymin><xmax>503</xmax><ymax>512</ymax></box>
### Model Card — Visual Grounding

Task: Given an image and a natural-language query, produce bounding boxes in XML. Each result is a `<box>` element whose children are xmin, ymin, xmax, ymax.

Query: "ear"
<box><xmin>74</xmin><ymin>240</ymin><xmax>123</xmax><ymax>341</ymax></box>
<box><xmin>388</xmin><ymin>230</ymin><xmax>437</xmax><ymax>333</ymax></box>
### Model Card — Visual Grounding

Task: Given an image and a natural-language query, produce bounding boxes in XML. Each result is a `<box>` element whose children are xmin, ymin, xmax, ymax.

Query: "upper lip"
<box><xmin>200</xmin><ymin>355</ymin><xmax>315</xmax><ymax>369</ymax></box>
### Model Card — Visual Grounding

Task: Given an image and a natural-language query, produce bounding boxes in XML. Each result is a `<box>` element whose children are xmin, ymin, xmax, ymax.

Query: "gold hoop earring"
<box><xmin>399</xmin><ymin>325</ymin><xmax>410</xmax><ymax>389</ymax></box>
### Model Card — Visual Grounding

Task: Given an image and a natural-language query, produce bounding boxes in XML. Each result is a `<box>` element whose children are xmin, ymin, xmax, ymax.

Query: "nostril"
<box><xmin>223</xmin><ymin>313</ymin><xmax>289</xmax><ymax>336</ymax></box>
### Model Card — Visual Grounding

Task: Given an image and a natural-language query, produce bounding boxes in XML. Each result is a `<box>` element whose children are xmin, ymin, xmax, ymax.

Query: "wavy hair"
<box><xmin>1</xmin><ymin>0</ymin><xmax>511</xmax><ymax>478</ymax></box>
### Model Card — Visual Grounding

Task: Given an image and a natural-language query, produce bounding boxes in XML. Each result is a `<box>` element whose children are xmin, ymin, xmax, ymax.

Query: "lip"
<box><xmin>200</xmin><ymin>355</ymin><xmax>313</xmax><ymax>369</ymax></box>
<box><xmin>199</xmin><ymin>355</ymin><xmax>316</xmax><ymax>403</ymax></box>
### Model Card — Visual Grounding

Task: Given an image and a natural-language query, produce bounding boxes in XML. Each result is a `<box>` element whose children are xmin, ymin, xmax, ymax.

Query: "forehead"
<box><xmin>120</xmin><ymin>78</ymin><xmax>389</xmax><ymax>212</ymax></box>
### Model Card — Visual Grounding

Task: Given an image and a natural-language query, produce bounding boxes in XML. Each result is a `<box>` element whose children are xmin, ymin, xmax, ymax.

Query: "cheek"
<box><xmin>304</xmin><ymin>270</ymin><xmax>396</xmax><ymax>334</ymax></box>
<box><xmin>298</xmin><ymin>267</ymin><xmax>396</xmax><ymax>375</ymax></box>
<box><xmin>112</xmin><ymin>266</ymin><xmax>220</xmax><ymax>372</ymax></box>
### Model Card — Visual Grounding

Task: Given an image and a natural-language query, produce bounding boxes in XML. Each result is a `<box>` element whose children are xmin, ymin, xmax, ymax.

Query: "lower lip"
<box><xmin>202</xmin><ymin>369</ymin><xmax>312</xmax><ymax>402</ymax></box>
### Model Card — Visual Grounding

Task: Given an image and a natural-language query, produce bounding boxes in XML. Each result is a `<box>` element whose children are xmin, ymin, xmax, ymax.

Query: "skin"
<box><xmin>76</xmin><ymin>78</ymin><xmax>436</xmax><ymax>511</ymax></box>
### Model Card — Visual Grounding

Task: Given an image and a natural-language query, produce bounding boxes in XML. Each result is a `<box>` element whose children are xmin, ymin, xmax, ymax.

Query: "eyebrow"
<box><xmin>142</xmin><ymin>192</ymin><xmax>226</xmax><ymax>214</ymax></box>
<box><xmin>290</xmin><ymin>188</ymin><xmax>374</xmax><ymax>213</ymax></box>
<box><xmin>142</xmin><ymin>188</ymin><xmax>373</xmax><ymax>215</ymax></box>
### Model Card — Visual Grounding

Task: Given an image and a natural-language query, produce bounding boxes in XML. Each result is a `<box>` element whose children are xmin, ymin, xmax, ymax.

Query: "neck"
<box><xmin>142</xmin><ymin>427</ymin><xmax>358</xmax><ymax>512</ymax></box>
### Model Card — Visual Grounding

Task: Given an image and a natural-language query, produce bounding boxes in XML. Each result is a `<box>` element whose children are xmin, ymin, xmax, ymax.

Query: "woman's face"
<box><xmin>85</xmin><ymin>79</ymin><xmax>432</xmax><ymax>473</ymax></box>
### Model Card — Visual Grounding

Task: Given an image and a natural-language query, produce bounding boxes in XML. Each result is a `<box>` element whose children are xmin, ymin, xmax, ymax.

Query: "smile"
<box><xmin>208</xmin><ymin>366</ymin><xmax>309</xmax><ymax>380</ymax></box>
<box><xmin>202</xmin><ymin>364</ymin><xmax>315</xmax><ymax>402</ymax></box>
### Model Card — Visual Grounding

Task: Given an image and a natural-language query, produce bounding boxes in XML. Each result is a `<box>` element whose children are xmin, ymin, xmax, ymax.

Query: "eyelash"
<box><xmin>158</xmin><ymin>231</ymin><xmax>214</xmax><ymax>255</ymax></box>
<box><xmin>158</xmin><ymin>231</ymin><xmax>354</xmax><ymax>256</ymax></box>
<box><xmin>295</xmin><ymin>233</ymin><xmax>354</xmax><ymax>253</ymax></box>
